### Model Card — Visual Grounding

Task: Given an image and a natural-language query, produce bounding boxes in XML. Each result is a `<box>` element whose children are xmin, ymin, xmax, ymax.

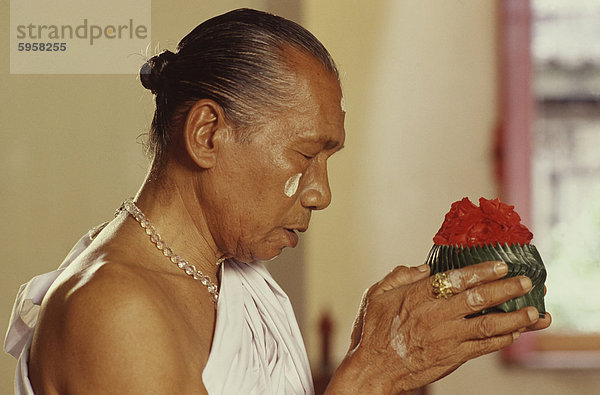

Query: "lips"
<box><xmin>284</xmin><ymin>228</ymin><xmax>299</xmax><ymax>247</ymax></box>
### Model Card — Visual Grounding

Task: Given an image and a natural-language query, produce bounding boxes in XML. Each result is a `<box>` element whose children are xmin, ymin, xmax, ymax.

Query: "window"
<box><xmin>532</xmin><ymin>0</ymin><xmax>600</xmax><ymax>334</ymax></box>
<box><xmin>500</xmin><ymin>0</ymin><xmax>600</xmax><ymax>367</ymax></box>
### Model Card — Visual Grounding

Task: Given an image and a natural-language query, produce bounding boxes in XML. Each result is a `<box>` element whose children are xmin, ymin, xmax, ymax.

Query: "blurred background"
<box><xmin>2</xmin><ymin>0</ymin><xmax>599</xmax><ymax>393</ymax></box>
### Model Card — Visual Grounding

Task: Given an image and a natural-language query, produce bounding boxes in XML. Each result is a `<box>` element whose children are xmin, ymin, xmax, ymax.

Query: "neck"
<box><xmin>130</xmin><ymin>164</ymin><xmax>222</xmax><ymax>279</ymax></box>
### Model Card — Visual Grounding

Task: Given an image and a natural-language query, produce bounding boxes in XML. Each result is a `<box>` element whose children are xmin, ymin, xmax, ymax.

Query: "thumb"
<box><xmin>373</xmin><ymin>264</ymin><xmax>430</xmax><ymax>297</ymax></box>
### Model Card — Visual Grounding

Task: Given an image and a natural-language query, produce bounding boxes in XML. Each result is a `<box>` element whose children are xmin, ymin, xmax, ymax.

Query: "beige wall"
<box><xmin>2</xmin><ymin>0</ymin><xmax>598</xmax><ymax>394</ymax></box>
<box><xmin>302</xmin><ymin>0</ymin><xmax>499</xmax><ymax>364</ymax></box>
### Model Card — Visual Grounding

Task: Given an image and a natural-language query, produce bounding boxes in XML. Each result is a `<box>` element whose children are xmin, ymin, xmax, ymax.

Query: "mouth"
<box><xmin>284</xmin><ymin>228</ymin><xmax>300</xmax><ymax>247</ymax></box>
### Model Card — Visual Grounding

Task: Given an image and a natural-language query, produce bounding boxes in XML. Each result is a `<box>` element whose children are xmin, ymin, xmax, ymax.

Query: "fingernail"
<box><xmin>520</xmin><ymin>276</ymin><xmax>532</xmax><ymax>291</ymax></box>
<box><xmin>527</xmin><ymin>308</ymin><xmax>538</xmax><ymax>322</ymax></box>
<box><xmin>512</xmin><ymin>331</ymin><xmax>520</xmax><ymax>341</ymax></box>
<box><xmin>494</xmin><ymin>261</ymin><xmax>508</xmax><ymax>275</ymax></box>
<box><xmin>417</xmin><ymin>264</ymin><xmax>430</xmax><ymax>272</ymax></box>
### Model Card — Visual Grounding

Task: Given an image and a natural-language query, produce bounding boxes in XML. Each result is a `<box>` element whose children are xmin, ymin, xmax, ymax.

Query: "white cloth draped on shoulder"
<box><xmin>4</xmin><ymin>227</ymin><xmax>314</xmax><ymax>394</ymax></box>
<box><xmin>203</xmin><ymin>259</ymin><xmax>314</xmax><ymax>394</ymax></box>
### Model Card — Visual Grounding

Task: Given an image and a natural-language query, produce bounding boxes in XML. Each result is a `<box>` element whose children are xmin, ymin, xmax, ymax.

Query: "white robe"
<box><xmin>4</xmin><ymin>228</ymin><xmax>314</xmax><ymax>394</ymax></box>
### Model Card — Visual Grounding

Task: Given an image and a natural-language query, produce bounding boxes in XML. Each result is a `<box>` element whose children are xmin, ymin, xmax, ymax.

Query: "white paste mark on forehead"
<box><xmin>340</xmin><ymin>95</ymin><xmax>346</xmax><ymax>113</ymax></box>
<box><xmin>284</xmin><ymin>173</ymin><xmax>302</xmax><ymax>197</ymax></box>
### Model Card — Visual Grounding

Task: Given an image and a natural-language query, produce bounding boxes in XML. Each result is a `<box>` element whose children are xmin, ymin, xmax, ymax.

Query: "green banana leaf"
<box><xmin>425</xmin><ymin>243</ymin><xmax>546</xmax><ymax>317</ymax></box>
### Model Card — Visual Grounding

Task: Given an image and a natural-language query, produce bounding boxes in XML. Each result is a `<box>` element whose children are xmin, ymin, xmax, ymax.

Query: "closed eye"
<box><xmin>297</xmin><ymin>151</ymin><xmax>316</xmax><ymax>160</ymax></box>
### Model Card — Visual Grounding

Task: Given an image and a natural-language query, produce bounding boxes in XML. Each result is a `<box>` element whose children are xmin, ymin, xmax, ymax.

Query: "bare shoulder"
<box><xmin>30</xmin><ymin>260</ymin><xmax>207</xmax><ymax>394</ymax></box>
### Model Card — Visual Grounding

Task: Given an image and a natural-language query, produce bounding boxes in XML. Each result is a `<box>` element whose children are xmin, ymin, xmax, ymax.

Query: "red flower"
<box><xmin>433</xmin><ymin>197</ymin><xmax>533</xmax><ymax>247</ymax></box>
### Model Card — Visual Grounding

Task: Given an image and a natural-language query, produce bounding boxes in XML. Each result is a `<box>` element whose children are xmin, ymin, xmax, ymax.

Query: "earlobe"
<box><xmin>183</xmin><ymin>99</ymin><xmax>226</xmax><ymax>169</ymax></box>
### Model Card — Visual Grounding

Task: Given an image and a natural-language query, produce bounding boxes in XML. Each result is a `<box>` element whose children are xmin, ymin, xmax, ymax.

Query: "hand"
<box><xmin>349</xmin><ymin>264</ymin><xmax>431</xmax><ymax>352</ymax></box>
<box><xmin>327</xmin><ymin>261</ymin><xmax>549</xmax><ymax>394</ymax></box>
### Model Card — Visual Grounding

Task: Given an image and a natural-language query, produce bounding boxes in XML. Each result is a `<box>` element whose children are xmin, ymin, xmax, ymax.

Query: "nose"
<box><xmin>300</xmin><ymin>159</ymin><xmax>332</xmax><ymax>210</ymax></box>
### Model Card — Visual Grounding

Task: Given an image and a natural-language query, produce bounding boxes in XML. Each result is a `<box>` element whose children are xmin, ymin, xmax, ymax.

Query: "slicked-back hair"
<box><xmin>140</xmin><ymin>8</ymin><xmax>338</xmax><ymax>169</ymax></box>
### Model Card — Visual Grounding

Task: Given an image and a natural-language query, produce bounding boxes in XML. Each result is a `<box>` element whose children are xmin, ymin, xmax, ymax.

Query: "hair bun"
<box><xmin>140</xmin><ymin>50</ymin><xmax>177</xmax><ymax>94</ymax></box>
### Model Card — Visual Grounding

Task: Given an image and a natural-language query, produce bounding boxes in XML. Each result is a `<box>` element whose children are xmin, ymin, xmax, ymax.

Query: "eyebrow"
<box><xmin>298</xmin><ymin>133</ymin><xmax>344</xmax><ymax>152</ymax></box>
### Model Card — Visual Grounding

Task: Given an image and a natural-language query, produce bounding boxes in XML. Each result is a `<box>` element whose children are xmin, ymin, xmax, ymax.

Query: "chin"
<box><xmin>234</xmin><ymin>234</ymin><xmax>296</xmax><ymax>263</ymax></box>
<box><xmin>232</xmin><ymin>245</ymin><xmax>285</xmax><ymax>264</ymax></box>
<box><xmin>252</xmin><ymin>244</ymin><xmax>289</xmax><ymax>263</ymax></box>
<box><xmin>261</xmin><ymin>253</ymin><xmax>282</xmax><ymax>263</ymax></box>
<box><xmin>256</xmin><ymin>249</ymin><xmax>285</xmax><ymax>263</ymax></box>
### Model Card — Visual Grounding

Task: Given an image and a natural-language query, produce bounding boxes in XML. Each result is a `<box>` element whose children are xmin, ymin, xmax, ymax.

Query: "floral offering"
<box><xmin>426</xmin><ymin>197</ymin><xmax>546</xmax><ymax>316</ymax></box>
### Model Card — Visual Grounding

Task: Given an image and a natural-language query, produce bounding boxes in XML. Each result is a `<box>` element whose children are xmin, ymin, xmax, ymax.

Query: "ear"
<box><xmin>183</xmin><ymin>99</ymin><xmax>229</xmax><ymax>169</ymax></box>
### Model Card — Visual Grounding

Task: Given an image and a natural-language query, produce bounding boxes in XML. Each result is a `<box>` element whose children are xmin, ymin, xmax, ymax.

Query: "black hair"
<box><xmin>140</xmin><ymin>8</ymin><xmax>338</xmax><ymax>169</ymax></box>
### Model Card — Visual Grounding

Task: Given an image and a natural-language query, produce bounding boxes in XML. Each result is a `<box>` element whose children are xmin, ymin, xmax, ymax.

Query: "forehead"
<box><xmin>275</xmin><ymin>49</ymin><xmax>345</xmax><ymax>147</ymax></box>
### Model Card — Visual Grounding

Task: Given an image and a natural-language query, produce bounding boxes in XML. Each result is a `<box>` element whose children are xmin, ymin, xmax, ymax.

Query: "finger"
<box><xmin>449</xmin><ymin>276</ymin><xmax>532</xmax><ymax>317</ymax></box>
<box><xmin>459</xmin><ymin>331</ymin><xmax>519</xmax><ymax>360</ymax></box>
<box><xmin>427</xmin><ymin>261</ymin><xmax>509</xmax><ymax>298</ymax></box>
<box><xmin>526</xmin><ymin>311</ymin><xmax>552</xmax><ymax>332</ymax></box>
<box><xmin>461</xmin><ymin>307</ymin><xmax>540</xmax><ymax>340</ymax></box>
<box><xmin>373</xmin><ymin>264</ymin><xmax>430</xmax><ymax>297</ymax></box>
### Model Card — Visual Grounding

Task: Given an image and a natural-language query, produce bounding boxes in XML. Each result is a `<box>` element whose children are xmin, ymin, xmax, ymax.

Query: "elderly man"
<box><xmin>6</xmin><ymin>9</ymin><xmax>550</xmax><ymax>394</ymax></box>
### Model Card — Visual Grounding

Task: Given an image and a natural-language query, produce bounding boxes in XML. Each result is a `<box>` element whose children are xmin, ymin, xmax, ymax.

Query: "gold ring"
<box><xmin>431</xmin><ymin>272</ymin><xmax>453</xmax><ymax>299</ymax></box>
